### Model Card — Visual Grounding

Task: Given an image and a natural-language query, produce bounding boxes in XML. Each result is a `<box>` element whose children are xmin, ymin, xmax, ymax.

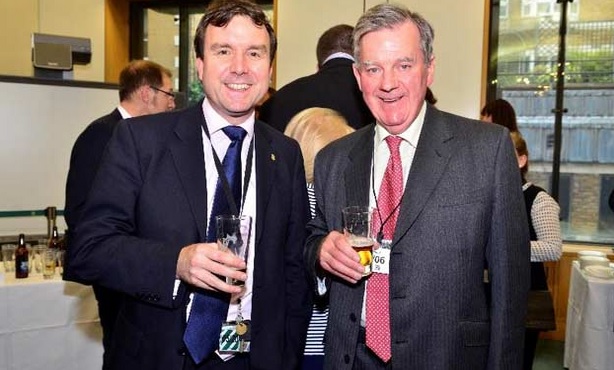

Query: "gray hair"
<box><xmin>353</xmin><ymin>3</ymin><xmax>435</xmax><ymax>65</ymax></box>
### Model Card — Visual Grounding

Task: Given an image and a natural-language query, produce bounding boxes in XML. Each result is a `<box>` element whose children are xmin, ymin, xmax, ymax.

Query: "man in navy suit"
<box><xmin>306</xmin><ymin>4</ymin><xmax>530</xmax><ymax>370</ymax></box>
<box><xmin>64</xmin><ymin>59</ymin><xmax>175</xmax><ymax>370</ymax></box>
<box><xmin>65</xmin><ymin>1</ymin><xmax>311</xmax><ymax>369</ymax></box>
<box><xmin>258</xmin><ymin>24</ymin><xmax>373</xmax><ymax>131</ymax></box>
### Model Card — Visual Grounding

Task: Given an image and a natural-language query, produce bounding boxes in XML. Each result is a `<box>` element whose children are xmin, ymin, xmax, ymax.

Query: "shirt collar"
<box><xmin>374</xmin><ymin>101</ymin><xmax>427</xmax><ymax>149</ymax></box>
<box><xmin>322</xmin><ymin>52</ymin><xmax>355</xmax><ymax>65</ymax></box>
<box><xmin>201</xmin><ymin>98</ymin><xmax>255</xmax><ymax>139</ymax></box>
<box><xmin>117</xmin><ymin>105</ymin><xmax>132</xmax><ymax>119</ymax></box>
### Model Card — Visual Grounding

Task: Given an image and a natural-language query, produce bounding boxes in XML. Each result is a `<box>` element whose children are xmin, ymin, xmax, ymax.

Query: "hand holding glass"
<box><xmin>216</xmin><ymin>215</ymin><xmax>252</xmax><ymax>286</ymax></box>
<box><xmin>342</xmin><ymin>206</ymin><xmax>374</xmax><ymax>276</ymax></box>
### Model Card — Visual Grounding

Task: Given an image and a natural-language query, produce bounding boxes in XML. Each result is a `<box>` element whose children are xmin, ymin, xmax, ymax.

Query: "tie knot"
<box><xmin>222</xmin><ymin>126</ymin><xmax>247</xmax><ymax>142</ymax></box>
<box><xmin>385</xmin><ymin>135</ymin><xmax>403</xmax><ymax>152</ymax></box>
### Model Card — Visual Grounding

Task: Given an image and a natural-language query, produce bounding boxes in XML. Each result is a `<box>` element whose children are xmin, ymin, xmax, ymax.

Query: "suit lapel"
<box><xmin>254</xmin><ymin>121</ymin><xmax>275</xmax><ymax>246</ymax></box>
<box><xmin>345</xmin><ymin>127</ymin><xmax>375</xmax><ymax>209</ymax></box>
<box><xmin>170</xmin><ymin>104</ymin><xmax>208</xmax><ymax>241</ymax></box>
<box><xmin>394</xmin><ymin>107</ymin><xmax>454</xmax><ymax>244</ymax></box>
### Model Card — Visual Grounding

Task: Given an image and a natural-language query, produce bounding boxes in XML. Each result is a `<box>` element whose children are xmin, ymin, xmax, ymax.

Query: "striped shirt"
<box><xmin>304</xmin><ymin>183</ymin><xmax>327</xmax><ymax>356</ymax></box>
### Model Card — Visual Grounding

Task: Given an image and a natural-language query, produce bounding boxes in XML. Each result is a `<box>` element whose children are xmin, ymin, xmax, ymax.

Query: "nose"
<box><xmin>380</xmin><ymin>68</ymin><xmax>398</xmax><ymax>92</ymax></box>
<box><xmin>230</xmin><ymin>53</ymin><xmax>247</xmax><ymax>75</ymax></box>
<box><xmin>168</xmin><ymin>98</ymin><xmax>176</xmax><ymax>111</ymax></box>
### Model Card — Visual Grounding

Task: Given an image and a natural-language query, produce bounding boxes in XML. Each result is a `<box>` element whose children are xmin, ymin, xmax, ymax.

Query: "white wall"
<box><xmin>275</xmin><ymin>0</ymin><xmax>486</xmax><ymax>119</ymax></box>
<box><xmin>0</xmin><ymin>82</ymin><xmax>117</xmax><ymax>236</ymax></box>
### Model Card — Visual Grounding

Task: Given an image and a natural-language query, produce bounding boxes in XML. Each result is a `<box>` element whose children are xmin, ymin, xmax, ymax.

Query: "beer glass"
<box><xmin>342</xmin><ymin>206</ymin><xmax>374</xmax><ymax>276</ymax></box>
<box><xmin>216</xmin><ymin>215</ymin><xmax>252</xmax><ymax>286</ymax></box>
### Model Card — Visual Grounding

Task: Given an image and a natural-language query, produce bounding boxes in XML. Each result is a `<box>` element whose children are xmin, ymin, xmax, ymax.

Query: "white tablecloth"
<box><xmin>0</xmin><ymin>271</ymin><xmax>102</xmax><ymax>370</ymax></box>
<box><xmin>564</xmin><ymin>261</ymin><xmax>614</xmax><ymax>370</ymax></box>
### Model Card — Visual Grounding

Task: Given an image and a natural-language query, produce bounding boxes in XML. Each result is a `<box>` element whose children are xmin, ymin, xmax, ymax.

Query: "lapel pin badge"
<box><xmin>270</xmin><ymin>153</ymin><xmax>276</xmax><ymax>161</ymax></box>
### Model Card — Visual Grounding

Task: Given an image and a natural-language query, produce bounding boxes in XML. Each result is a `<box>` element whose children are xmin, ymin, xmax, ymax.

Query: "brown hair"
<box><xmin>118</xmin><ymin>60</ymin><xmax>172</xmax><ymax>102</ymax></box>
<box><xmin>480</xmin><ymin>99</ymin><xmax>519</xmax><ymax>132</ymax></box>
<box><xmin>193</xmin><ymin>0</ymin><xmax>277</xmax><ymax>63</ymax></box>
<box><xmin>316</xmin><ymin>24</ymin><xmax>354</xmax><ymax>67</ymax></box>
<box><xmin>510</xmin><ymin>131</ymin><xmax>529</xmax><ymax>179</ymax></box>
<box><xmin>285</xmin><ymin>108</ymin><xmax>355</xmax><ymax>183</ymax></box>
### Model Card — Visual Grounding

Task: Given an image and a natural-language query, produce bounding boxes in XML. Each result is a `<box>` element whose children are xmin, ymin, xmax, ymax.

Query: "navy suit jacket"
<box><xmin>65</xmin><ymin>108</ymin><xmax>123</xmax><ymax>228</ymax></box>
<box><xmin>66</xmin><ymin>103</ymin><xmax>312</xmax><ymax>370</ymax></box>
<box><xmin>258</xmin><ymin>58</ymin><xmax>373</xmax><ymax>131</ymax></box>
<box><xmin>64</xmin><ymin>108</ymin><xmax>124</xmax><ymax>369</ymax></box>
<box><xmin>306</xmin><ymin>105</ymin><xmax>530</xmax><ymax>370</ymax></box>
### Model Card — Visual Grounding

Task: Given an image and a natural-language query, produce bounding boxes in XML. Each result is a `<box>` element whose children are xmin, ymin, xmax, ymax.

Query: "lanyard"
<box><xmin>201</xmin><ymin>119</ymin><xmax>254</xmax><ymax>216</ymax></box>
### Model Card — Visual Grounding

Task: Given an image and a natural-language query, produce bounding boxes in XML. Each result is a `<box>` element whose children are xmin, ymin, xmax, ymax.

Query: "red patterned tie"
<box><xmin>366</xmin><ymin>135</ymin><xmax>403</xmax><ymax>362</ymax></box>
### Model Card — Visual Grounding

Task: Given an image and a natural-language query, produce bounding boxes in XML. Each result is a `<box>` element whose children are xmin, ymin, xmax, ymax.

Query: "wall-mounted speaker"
<box><xmin>33</xmin><ymin>42</ymin><xmax>72</xmax><ymax>71</ymax></box>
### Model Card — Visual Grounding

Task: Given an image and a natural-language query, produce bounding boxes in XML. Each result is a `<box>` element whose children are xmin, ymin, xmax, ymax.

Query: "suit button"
<box><xmin>344</xmin><ymin>354</ymin><xmax>350</xmax><ymax>364</ymax></box>
<box><xmin>349</xmin><ymin>313</ymin><xmax>357</xmax><ymax>322</ymax></box>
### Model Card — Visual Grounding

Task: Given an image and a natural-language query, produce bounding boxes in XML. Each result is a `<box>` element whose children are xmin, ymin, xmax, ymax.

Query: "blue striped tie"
<box><xmin>183</xmin><ymin>126</ymin><xmax>247</xmax><ymax>364</ymax></box>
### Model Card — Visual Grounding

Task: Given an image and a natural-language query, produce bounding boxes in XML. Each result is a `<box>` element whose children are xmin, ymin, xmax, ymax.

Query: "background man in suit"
<box><xmin>305</xmin><ymin>4</ymin><xmax>530</xmax><ymax>370</ymax></box>
<box><xmin>64</xmin><ymin>59</ymin><xmax>174</xmax><ymax>370</ymax></box>
<box><xmin>65</xmin><ymin>1</ymin><xmax>311</xmax><ymax>369</ymax></box>
<box><xmin>258</xmin><ymin>24</ymin><xmax>373</xmax><ymax>131</ymax></box>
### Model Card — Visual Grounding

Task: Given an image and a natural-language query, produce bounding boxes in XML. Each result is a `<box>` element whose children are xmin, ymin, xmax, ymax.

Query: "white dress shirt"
<box><xmin>361</xmin><ymin>102</ymin><xmax>427</xmax><ymax>325</ymax></box>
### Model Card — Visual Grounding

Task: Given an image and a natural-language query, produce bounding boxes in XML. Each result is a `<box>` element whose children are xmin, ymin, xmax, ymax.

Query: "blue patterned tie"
<box><xmin>183</xmin><ymin>125</ymin><xmax>247</xmax><ymax>364</ymax></box>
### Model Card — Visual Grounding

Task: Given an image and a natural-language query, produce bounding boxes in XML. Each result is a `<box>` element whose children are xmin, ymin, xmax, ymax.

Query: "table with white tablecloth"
<box><xmin>0</xmin><ymin>272</ymin><xmax>102</xmax><ymax>370</ymax></box>
<box><xmin>564</xmin><ymin>261</ymin><xmax>614</xmax><ymax>370</ymax></box>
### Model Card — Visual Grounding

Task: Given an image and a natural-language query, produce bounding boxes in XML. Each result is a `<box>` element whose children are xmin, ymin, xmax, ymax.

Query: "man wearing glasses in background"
<box><xmin>64</xmin><ymin>59</ymin><xmax>175</xmax><ymax>370</ymax></box>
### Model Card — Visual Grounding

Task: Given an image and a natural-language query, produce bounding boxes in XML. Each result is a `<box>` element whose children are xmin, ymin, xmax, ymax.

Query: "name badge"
<box><xmin>219</xmin><ymin>320</ymin><xmax>251</xmax><ymax>353</ymax></box>
<box><xmin>372</xmin><ymin>239</ymin><xmax>391</xmax><ymax>275</ymax></box>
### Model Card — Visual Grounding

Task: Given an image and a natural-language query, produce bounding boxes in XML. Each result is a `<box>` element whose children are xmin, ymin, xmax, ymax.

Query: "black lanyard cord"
<box><xmin>201</xmin><ymin>119</ymin><xmax>254</xmax><ymax>216</ymax></box>
<box><xmin>371</xmin><ymin>140</ymin><xmax>404</xmax><ymax>243</ymax></box>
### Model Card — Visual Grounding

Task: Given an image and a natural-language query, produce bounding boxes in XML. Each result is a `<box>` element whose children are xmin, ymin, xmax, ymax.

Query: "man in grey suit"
<box><xmin>305</xmin><ymin>4</ymin><xmax>530</xmax><ymax>370</ymax></box>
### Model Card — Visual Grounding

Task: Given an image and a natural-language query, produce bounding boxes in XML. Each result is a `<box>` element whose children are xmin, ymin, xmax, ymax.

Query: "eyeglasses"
<box><xmin>149</xmin><ymin>85</ymin><xmax>175</xmax><ymax>99</ymax></box>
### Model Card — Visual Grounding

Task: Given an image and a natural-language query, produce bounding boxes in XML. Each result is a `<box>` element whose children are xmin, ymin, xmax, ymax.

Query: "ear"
<box><xmin>352</xmin><ymin>63</ymin><xmax>363</xmax><ymax>92</ymax></box>
<box><xmin>426</xmin><ymin>55</ymin><xmax>436</xmax><ymax>86</ymax></box>
<box><xmin>195</xmin><ymin>57</ymin><xmax>204</xmax><ymax>81</ymax></box>
<box><xmin>138</xmin><ymin>85</ymin><xmax>151</xmax><ymax>103</ymax></box>
<box><xmin>517</xmin><ymin>153</ymin><xmax>528</xmax><ymax>170</ymax></box>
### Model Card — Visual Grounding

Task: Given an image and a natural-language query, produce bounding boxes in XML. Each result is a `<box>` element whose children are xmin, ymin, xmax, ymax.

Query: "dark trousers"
<box><xmin>302</xmin><ymin>355</ymin><xmax>324</xmax><ymax>370</ymax></box>
<box><xmin>523</xmin><ymin>329</ymin><xmax>540</xmax><ymax>370</ymax></box>
<box><xmin>183</xmin><ymin>353</ymin><xmax>250</xmax><ymax>370</ymax></box>
<box><xmin>352</xmin><ymin>327</ymin><xmax>391</xmax><ymax>370</ymax></box>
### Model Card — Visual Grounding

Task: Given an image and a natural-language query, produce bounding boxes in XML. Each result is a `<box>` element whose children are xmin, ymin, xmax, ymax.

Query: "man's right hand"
<box><xmin>318</xmin><ymin>231</ymin><xmax>366</xmax><ymax>284</ymax></box>
<box><xmin>176</xmin><ymin>242</ymin><xmax>246</xmax><ymax>294</ymax></box>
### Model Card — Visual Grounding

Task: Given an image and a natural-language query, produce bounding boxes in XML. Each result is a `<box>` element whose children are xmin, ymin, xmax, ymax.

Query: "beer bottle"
<box><xmin>15</xmin><ymin>233</ymin><xmax>29</xmax><ymax>279</ymax></box>
<box><xmin>48</xmin><ymin>226</ymin><xmax>60</xmax><ymax>249</ymax></box>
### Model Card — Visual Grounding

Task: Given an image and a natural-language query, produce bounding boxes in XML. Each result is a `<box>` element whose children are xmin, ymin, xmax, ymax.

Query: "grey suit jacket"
<box><xmin>306</xmin><ymin>105</ymin><xmax>530</xmax><ymax>370</ymax></box>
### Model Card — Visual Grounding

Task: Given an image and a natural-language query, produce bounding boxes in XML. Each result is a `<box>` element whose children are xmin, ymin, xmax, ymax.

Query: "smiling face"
<box><xmin>353</xmin><ymin>21</ymin><xmax>435</xmax><ymax>135</ymax></box>
<box><xmin>196</xmin><ymin>15</ymin><xmax>272</xmax><ymax>124</ymax></box>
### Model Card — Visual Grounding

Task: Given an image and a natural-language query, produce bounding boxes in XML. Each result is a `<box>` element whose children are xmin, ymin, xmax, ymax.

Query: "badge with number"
<box><xmin>219</xmin><ymin>320</ymin><xmax>251</xmax><ymax>353</ymax></box>
<box><xmin>372</xmin><ymin>239</ymin><xmax>391</xmax><ymax>274</ymax></box>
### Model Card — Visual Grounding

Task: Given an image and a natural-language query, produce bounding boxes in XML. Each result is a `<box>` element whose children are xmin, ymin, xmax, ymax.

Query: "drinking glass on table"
<box><xmin>342</xmin><ymin>206</ymin><xmax>375</xmax><ymax>276</ymax></box>
<box><xmin>42</xmin><ymin>248</ymin><xmax>57</xmax><ymax>279</ymax></box>
<box><xmin>216</xmin><ymin>215</ymin><xmax>252</xmax><ymax>286</ymax></box>
<box><xmin>2</xmin><ymin>244</ymin><xmax>17</xmax><ymax>273</ymax></box>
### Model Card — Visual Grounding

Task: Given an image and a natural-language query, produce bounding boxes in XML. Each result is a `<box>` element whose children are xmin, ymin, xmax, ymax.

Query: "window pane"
<box><xmin>492</xmin><ymin>0</ymin><xmax>614</xmax><ymax>244</ymax></box>
<box><xmin>143</xmin><ymin>7</ymin><xmax>180</xmax><ymax>91</ymax></box>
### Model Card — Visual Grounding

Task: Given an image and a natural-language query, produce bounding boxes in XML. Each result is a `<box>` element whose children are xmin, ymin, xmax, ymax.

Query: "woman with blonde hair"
<box><xmin>285</xmin><ymin>107</ymin><xmax>355</xmax><ymax>370</ymax></box>
<box><xmin>285</xmin><ymin>107</ymin><xmax>355</xmax><ymax>184</ymax></box>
